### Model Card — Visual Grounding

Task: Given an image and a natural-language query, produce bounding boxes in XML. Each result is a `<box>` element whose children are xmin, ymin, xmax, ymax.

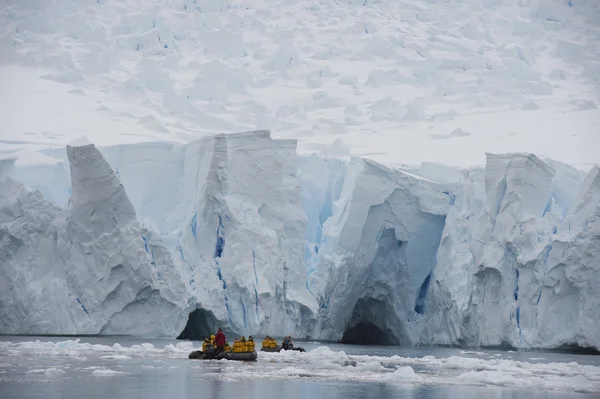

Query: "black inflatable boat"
<box><xmin>188</xmin><ymin>350</ymin><xmax>257</xmax><ymax>361</ymax></box>
<box><xmin>260</xmin><ymin>346</ymin><xmax>305</xmax><ymax>353</ymax></box>
<box><xmin>217</xmin><ymin>351</ymin><xmax>257</xmax><ymax>361</ymax></box>
<box><xmin>188</xmin><ymin>350</ymin><xmax>211</xmax><ymax>359</ymax></box>
<box><xmin>260</xmin><ymin>347</ymin><xmax>280</xmax><ymax>352</ymax></box>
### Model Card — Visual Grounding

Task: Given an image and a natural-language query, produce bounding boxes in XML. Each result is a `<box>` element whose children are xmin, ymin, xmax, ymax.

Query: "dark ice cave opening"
<box><xmin>338</xmin><ymin>225</ymin><xmax>411</xmax><ymax>346</ymax></box>
<box><xmin>341</xmin><ymin>322</ymin><xmax>395</xmax><ymax>345</ymax></box>
<box><xmin>340</xmin><ymin>297</ymin><xmax>404</xmax><ymax>346</ymax></box>
<box><xmin>177</xmin><ymin>308</ymin><xmax>219</xmax><ymax>341</ymax></box>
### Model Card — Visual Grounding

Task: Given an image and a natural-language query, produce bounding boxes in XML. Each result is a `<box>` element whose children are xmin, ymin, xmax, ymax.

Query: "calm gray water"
<box><xmin>1</xmin><ymin>336</ymin><xmax>598</xmax><ymax>399</ymax></box>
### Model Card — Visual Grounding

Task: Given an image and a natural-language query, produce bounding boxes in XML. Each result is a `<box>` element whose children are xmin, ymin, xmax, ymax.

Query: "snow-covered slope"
<box><xmin>1</xmin><ymin>0</ymin><xmax>599</xmax><ymax>168</ymax></box>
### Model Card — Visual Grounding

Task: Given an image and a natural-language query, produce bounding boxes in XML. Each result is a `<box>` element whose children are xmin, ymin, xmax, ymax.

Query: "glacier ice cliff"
<box><xmin>422</xmin><ymin>154</ymin><xmax>600</xmax><ymax>350</ymax></box>
<box><xmin>0</xmin><ymin>142</ymin><xmax>191</xmax><ymax>337</ymax></box>
<box><xmin>1</xmin><ymin>131</ymin><xmax>598</xmax><ymax>351</ymax></box>
<box><xmin>304</xmin><ymin>158</ymin><xmax>451</xmax><ymax>345</ymax></box>
<box><xmin>2</xmin><ymin>132</ymin><xmax>318</xmax><ymax>339</ymax></box>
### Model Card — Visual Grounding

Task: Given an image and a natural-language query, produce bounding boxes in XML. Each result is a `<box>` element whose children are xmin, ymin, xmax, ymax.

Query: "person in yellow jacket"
<box><xmin>202</xmin><ymin>338</ymin><xmax>214</xmax><ymax>353</ymax></box>
<box><xmin>232</xmin><ymin>338</ymin><xmax>243</xmax><ymax>353</ymax></box>
<box><xmin>224</xmin><ymin>341</ymin><xmax>231</xmax><ymax>352</ymax></box>
<box><xmin>210</xmin><ymin>335</ymin><xmax>216</xmax><ymax>345</ymax></box>
<box><xmin>247</xmin><ymin>336</ymin><xmax>255</xmax><ymax>352</ymax></box>
<box><xmin>269</xmin><ymin>337</ymin><xmax>277</xmax><ymax>349</ymax></box>
<box><xmin>261</xmin><ymin>337</ymin><xmax>269</xmax><ymax>349</ymax></box>
<box><xmin>240</xmin><ymin>336</ymin><xmax>248</xmax><ymax>352</ymax></box>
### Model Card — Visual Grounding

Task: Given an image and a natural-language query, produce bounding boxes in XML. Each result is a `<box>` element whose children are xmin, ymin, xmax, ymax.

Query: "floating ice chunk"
<box><xmin>91</xmin><ymin>368</ymin><xmax>126</xmax><ymax>375</ymax></box>
<box><xmin>387</xmin><ymin>366</ymin><xmax>417</xmax><ymax>380</ymax></box>
<box><xmin>25</xmin><ymin>367</ymin><xmax>66</xmax><ymax>375</ymax></box>
<box><xmin>458</xmin><ymin>370</ymin><xmax>521</xmax><ymax>387</ymax></box>
<box><xmin>356</xmin><ymin>361</ymin><xmax>383</xmax><ymax>372</ymax></box>
<box><xmin>99</xmin><ymin>355</ymin><xmax>132</xmax><ymax>360</ymax></box>
<box><xmin>304</xmin><ymin>346</ymin><xmax>349</xmax><ymax>364</ymax></box>
<box><xmin>460</xmin><ymin>350</ymin><xmax>485</xmax><ymax>355</ymax></box>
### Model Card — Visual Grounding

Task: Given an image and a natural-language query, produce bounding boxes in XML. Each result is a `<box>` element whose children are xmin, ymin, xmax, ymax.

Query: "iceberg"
<box><xmin>1</xmin><ymin>131</ymin><xmax>598</xmax><ymax>351</ymax></box>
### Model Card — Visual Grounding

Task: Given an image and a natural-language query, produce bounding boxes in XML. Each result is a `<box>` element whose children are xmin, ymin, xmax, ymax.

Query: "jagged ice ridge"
<box><xmin>1</xmin><ymin>131</ymin><xmax>598</xmax><ymax>351</ymax></box>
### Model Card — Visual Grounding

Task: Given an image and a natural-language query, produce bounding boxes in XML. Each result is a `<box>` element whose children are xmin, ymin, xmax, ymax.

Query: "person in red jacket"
<box><xmin>214</xmin><ymin>327</ymin><xmax>226</xmax><ymax>353</ymax></box>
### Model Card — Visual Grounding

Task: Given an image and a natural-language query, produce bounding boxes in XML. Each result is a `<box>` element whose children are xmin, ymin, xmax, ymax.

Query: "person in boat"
<box><xmin>224</xmin><ymin>341</ymin><xmax>231</xmax><ymax>352</ymax></box>
<box><xmin>282</xmin><ymin>335</ymin><xmax>293</xmax><ymax>350</ymax></box>
<box><xmin>247</xmin><ymin>336</ymin><xmax>255</xmax><ymax>352</ymax></box>
<box><xmin>261</xmin><ymin>336</ymin><xmax>277</xmax><ymax>350</ymax></box>
<box><xmin>202</xmin><ymin>338</ymin><xmax>215</xmax><ymax>356</ymax></box>
<box><xmin>214</xmin><ymin>327</ymin><xmax>226</xmax><ymax>354</ymax></box>
<box><xmin>210</xmin><ymin>334</ymin><xmax>216</xmax><ymax>345</ymax></box>
<box><xmin>240</xmin><ymin>336</ymin><xmax>248</xmax><ymax>352</ymax></box>
<box><xmin>232</xmin><ymin>338</ymin><xmax>243</xmax><ymax>353</ymax></box>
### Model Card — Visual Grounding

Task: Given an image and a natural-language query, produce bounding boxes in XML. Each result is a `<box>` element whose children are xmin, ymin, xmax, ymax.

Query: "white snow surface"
<box><xmin>0</xmin><ymin>0</ymin><xmax>599</xmax><ymax>168</ymax></box>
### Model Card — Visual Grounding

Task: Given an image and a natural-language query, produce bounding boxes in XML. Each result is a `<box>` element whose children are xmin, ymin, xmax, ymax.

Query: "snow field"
<box><xmin>1</xmin><ymin>0</ymin><xmax>599</xmax><ymax>168</ymax></box>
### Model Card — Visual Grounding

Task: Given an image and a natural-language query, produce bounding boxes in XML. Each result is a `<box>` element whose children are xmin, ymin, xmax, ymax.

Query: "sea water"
<box><xmin>1</xmin><ymin>336</ymin><xmax>599</xmax><ymax>398</ymax></box>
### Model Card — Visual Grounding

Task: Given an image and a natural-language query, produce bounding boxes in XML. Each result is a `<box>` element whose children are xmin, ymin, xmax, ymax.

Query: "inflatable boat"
<box><xmin>217</xmin><ymin>351</ymin><xmax>258</xmax><ymax>361</ymax></box>
<box><xmin>188</xmin><ymin>350</ymin><xmax>212</xmax><ymax>359</ymax></box>
<box><xmin>188</xmin><ymin>350</ymin><xmax>257</xmax><ymax>361</ymax></box>
<box><xmin>260</xmin><ymin>347</ymin><xmax>280</xmax><ymax>352</ymax></box>
<box><xmin>260</xmin><ymin>346</ymin><xmax>305</xmax><ymax>353</ymax></box>
<box><xmin>291</xmin><ymin>347</ymin><xmax>306</xmax><ymax>352</ymax></box>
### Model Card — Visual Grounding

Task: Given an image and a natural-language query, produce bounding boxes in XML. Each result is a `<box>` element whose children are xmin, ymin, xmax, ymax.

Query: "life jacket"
<box><xmin>202</xmin><ymin>340</ymin><xmax>214</xmax><ymax>353</ymax></box>
<box><xmin>232</xmin><ymin>340</ymin><xmax>243</xmax><ymax>353</ymax></box>
<box><xmin>224</xmin><ymin>342</ymin><xmax>231</xmax><ymax>352</ymax></box>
